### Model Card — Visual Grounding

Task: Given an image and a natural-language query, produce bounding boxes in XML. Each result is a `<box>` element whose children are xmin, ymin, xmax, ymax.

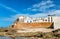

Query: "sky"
<box><xmin>0</xmin><ymin>0</ymin><xmax>60</xmax><ymax>27</ymax></box>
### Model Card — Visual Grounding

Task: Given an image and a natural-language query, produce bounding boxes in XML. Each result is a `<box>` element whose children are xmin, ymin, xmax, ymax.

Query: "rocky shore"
<box><xmin>0</xmin><ymin>28</ymin><xmax>60</xmax><ymax>39</ymax></box>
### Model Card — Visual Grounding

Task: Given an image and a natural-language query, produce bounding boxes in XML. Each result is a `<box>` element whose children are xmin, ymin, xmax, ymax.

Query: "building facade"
<box><xmin>11</xmin><ymin>15</ymin><xmax>55</xmax><ymax>30</ymax></box>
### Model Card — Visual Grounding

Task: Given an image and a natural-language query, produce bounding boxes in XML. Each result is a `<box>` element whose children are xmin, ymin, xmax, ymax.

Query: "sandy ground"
<box><xmin>17</xmin><ymin>28</ymin><xmax>54</xmax><ymax>33</ymax></box>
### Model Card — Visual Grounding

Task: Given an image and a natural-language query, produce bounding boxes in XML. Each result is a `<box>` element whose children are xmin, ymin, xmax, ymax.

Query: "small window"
<box><xmin>45</xmin><ymin>19</ymin><xmax>47</xmax><ymax>21</ymax></box>
<box><xmin>16</xmin><ymin>18</ymin><xmax>19</xmax><ymax>21</ymax></box>
<box><xmin>30</xmin><ymin>21</ymin><xmax>32</xmax><ymax>23</ymax></box>
<box><xmin>12</xmin><ymin>25</ymin><xmax>14</xmax><ymax>28</ymax></box>
<box><xmin>27</xmin><ymin>21</ymin><xmax>29</xmax><ymax>23</ymax></box>
<box><xmin>33</xmin><ymin>20</ymin><xmax>36</xmax><ymax>22</ymax></box>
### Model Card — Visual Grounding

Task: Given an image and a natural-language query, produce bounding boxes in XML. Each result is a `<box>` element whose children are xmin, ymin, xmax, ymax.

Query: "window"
<box><xmin>27</xmin><ymin>21</ymin><xmax>29</xmax><ymax>23</ymax></box>
<box><xmin>16</xmin><ymin>18</ymin><xmax>19</xmax><ymax>21</ymax></box>
<box><xmin>45</xmin><ymin>19</ymin><xmax>47</xmax><ymax>21</ymax></box>
<box><xmin>12</xmin><ymin>25</ymin><xmax>14</xmax><ymax>28</ymax></box>
<box><xmin>30</xmin><ymin>21</ymin><xmax>32</xmax><ymax>23</ymax></box>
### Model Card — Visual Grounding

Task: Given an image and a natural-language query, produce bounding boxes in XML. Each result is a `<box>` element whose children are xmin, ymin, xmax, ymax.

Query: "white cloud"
<box><xmin>0</xmin><ymin>13</ymin><xmax>47</xmax><ymax>21</ymax></box>
<box><xmin>48</xmin><ymin>10</ymin><xmax>60</xmax><ymax>15</ymax></box>
<box><xmin>26</xmin><ymin>0</ymin><xmax>55</xmax><ymax>12</ymax></box>
<box><xmin>0</xmin><ymin>14</ymin><xmax>29</xmax><ymax>21</ymax></box>
<box><xmin>33</xmin><ymin>0</ymin><xmax>53</xmax><ymax>8</ymax></box>
<box><xmin>0</xmin><ymin>4</ymin><xmax>20</xmax><ymax>13</ymax></box>
<box><xmin>0</xmin><ymin>0</ymin><xmax>60</xmax><ymax>23</ymax></box>
<box><xmin>1</xmin><ymin>10</ymin><xmax>60</xmax><ymax>22</ymax></box>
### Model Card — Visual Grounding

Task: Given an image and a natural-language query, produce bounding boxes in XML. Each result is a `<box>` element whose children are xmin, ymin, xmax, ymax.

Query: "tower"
<box><xmin>18</xmin><ymin>16</ymin><xmax>25</xmax><ymax>23</ymax></box>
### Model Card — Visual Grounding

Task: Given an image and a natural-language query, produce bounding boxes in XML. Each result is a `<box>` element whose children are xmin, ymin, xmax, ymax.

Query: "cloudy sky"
<box><xmin>0</xmin><ymin>0</ymin><xmax>60</xmax><ymax>27</ymax></box>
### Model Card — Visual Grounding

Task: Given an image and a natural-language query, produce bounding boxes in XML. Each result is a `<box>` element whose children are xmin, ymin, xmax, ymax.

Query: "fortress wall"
<box><xmin>13</xmin><ymin>22</ymin><xmax>53</xmax><ymax>30</ymax></box>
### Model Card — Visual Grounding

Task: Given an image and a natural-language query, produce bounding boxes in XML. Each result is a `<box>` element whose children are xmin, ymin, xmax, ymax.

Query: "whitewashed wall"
<box><xmin>52</xmin><ymin>16</ymin><xmax>60</xmax><ymax>29</ymax></box>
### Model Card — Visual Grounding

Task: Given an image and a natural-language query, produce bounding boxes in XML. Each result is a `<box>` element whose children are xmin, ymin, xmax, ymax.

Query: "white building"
<box><xmin>18</xmin><ymin>15</ymin><xmax>53</xmax><ymax>23</ymax></box>
<box><xmin>49</xmin><ymin>15</ymin><xmax>60</xmax><ymax>29</ymax></box>
<box><xmin>24</xmin><ymin>16</ymin><xmax>33</xmax><ymax>23</ymax></box>
<box><xmin>18</xmin><ymin>15</ymin><xmax>60</xmax><ymax>29</ymax></box>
